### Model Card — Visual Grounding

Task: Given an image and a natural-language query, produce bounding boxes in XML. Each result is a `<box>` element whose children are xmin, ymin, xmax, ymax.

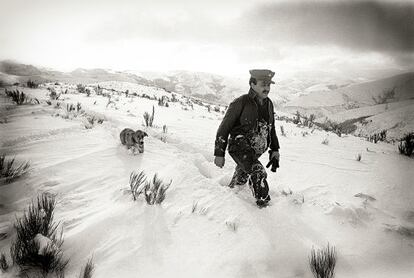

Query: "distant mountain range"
<box><xmin>0</xmin><ymin>60</ymin><xmax>244</xmax><ymax>104</ymax></box>
<box><xmin>0</xmin><ymin>60</ymin><xmax>362</xmax><ymax>105</ymax></box>
<box><xmin>1</xmin><ymin>61</ymin><xmax>412</xmax><ymax>109</ymax></box>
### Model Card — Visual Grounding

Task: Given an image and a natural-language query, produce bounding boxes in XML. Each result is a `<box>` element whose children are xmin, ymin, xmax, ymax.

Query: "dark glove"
<box><xmin>266</xmin><ymin>150</ymin><xmax>280</xmax><ymax>172</ymax></box>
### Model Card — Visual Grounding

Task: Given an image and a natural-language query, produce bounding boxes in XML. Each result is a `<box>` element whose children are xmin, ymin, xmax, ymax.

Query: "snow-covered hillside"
<box><xmin>1</xmin><ymin>82</ymin><xmax>413</xmax><ymax>278</ymax></box>
<box><xmin>281</xmin><ymin>72</ymin><xmax>414</xmax><ymax>140</ymax></box>
<box><xmin>286</xmin><ymin>72</ymin><xmax>414</xmax><ymax>108</ymax></box>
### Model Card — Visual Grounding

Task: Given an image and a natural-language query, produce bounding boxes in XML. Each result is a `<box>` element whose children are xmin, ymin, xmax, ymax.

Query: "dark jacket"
<box><xmin>214</xmin><ymin>89</ymin><xmax>280</xmax><ymax>157</ymax></box>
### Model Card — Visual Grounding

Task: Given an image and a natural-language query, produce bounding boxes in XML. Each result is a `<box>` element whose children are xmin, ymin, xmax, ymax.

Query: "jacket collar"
<box><xmin>248</xmin><ymin>88</ymin><xmax>268</xmax><ymax>104</ymax></box>
<box><xmin>248</xmin><ymin>88</ymin><xmax>256</xmax><ymax>99</ymax></box>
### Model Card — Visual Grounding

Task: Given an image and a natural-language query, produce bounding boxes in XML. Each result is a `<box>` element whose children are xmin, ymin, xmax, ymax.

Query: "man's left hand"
<box><xmin>270</xmin><ymin>150</ymin><xmax>280</xmax><ymax>161</ymax></box>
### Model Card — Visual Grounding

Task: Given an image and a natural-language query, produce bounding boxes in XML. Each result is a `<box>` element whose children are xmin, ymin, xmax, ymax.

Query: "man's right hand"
<box><xmin>214</xmin><ymin>156</ymin><xmax>225</xmax><ymax>168</ymax></box>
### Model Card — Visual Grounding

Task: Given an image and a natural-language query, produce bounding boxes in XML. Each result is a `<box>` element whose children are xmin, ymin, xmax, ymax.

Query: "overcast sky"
<box><xmin>0</xmin><ymin>0</ymin><xmax>412</xmax><ymax>77</ymax></box>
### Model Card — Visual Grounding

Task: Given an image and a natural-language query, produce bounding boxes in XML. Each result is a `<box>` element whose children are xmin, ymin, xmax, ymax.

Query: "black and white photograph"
<box><xmin>0</xmin><ymin>0</ymin><xmax>413</xmax><ymax>277</ymax></box>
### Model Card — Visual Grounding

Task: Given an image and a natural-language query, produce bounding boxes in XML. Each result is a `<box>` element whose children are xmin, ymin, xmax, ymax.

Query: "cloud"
<box><xmin>86</xmin><ymin>0</ymin><xmax>413</xmax><ymax>69</ymax></box>
<box><xmin>242</xmin><ymin>0</ymin><xmax>414</xmax><ymax>53</ymax></box>
<box><xmin>1</xmin><ymin>0</ymin><xmax>412</xmax><ymax>74</ymax></box>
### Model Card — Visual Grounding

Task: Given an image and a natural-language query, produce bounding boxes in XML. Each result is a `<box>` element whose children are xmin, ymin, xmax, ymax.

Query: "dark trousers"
<box><xmin>228</xmin><ymin>138</ymin><xmax>270</xmax><ymax>202</ymax></box>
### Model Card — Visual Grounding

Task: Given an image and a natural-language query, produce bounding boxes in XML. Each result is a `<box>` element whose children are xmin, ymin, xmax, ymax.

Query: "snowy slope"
<box><xmin>281</xmin><ymin>73</ymin><xmax>414</xmax><ymax>139</ymax></box>
<box><xmin>354</xmin><ymin>103</ymin><xmax>414</xmax><ymax>140</ymax></box>
<box><xmin>1</xmin><ymin>84</ymin><xmax>414</xmax><ymax>278</ymax></box>
<box><xmin>286</xmin><ymin>72</ymin><xmax>414</xmax><ymax>108</ymax></box>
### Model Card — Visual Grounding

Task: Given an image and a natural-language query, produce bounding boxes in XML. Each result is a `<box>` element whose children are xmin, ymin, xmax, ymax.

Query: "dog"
<box><xmin>120</xmin><ymin>128</ymin><xmax>148</xmax><ymax>153</ymax></box>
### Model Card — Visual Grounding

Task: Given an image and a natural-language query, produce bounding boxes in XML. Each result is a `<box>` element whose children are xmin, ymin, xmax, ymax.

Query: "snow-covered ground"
<box><xmin>1</xmin><ymin>83</ymin><xmax>413</xmax><ymax>278</ymax></box>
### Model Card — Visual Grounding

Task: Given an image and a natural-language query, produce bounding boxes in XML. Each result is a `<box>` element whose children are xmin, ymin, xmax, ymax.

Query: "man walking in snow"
<box><xmin>214</xmin><ymin>69</ymin><xmax>280</xmax><ymax>207</ymax></box>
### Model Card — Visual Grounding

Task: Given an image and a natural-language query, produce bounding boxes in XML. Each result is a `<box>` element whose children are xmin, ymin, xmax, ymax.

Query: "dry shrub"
<box><xmin>309</xmin><ymin>244</ymin><xmax>337</xmax><ymax>278</ymax></box>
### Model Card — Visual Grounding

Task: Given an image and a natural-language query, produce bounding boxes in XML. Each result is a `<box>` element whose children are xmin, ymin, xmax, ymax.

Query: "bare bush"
<box><xmin>76</xmin><ymin>84</ymin><xmax>86</xmax><ymax>94</ymax></box>
<box><xmin>309</xmin><ymin>244</ymin><xmax>337</xmax><ymax>278</ymax></box>
<box><xmin>129</xmin><ymin>171</ymin><xmax>146</xmax><ymax>201</ymax></box>
<box><xmin>398</xmin><ymin>132</ymin><xmax>414</xmax><ymax>157</ymax></box>
<box><xmin>368</xmin><ymin>130</ymin><xmax>387</xmax><ymax>143</ymax></box>
<box><xmin>48</xmin><ymin>87</ymin><xmax>61</xmax><ymax>100</ymax></box>
<box><xmin>10</xmin><ymin>193</ymin><xmax>68</xmax><ymax>276</ymax></box>
<box><xmin>308</xmin><ymin>114</ymin><xmax>316</xmax><ymax>127</ymax></box>
<box><xmin>316</xmin><ymin>119</ymin><xmax>342</xmax><ymax>137</ymax></box>
<box><xmin>144</xmin><ymin>174</ymin><xmax>171</xmax><ymax>205</ymax></box>
<box><xmin>5</xmin><ymin>89</ymin><xmax>34</xmax><ymax>105</ymax></box>
<box><xmin>158</xmin><ymin>96</ymin><xmax>169</xmax><ymax>107</ymax></box>
<box><xmin>62</xmin><ymin>102</ymin><xmax>83</xmax><ymax>117</ymax></box>
<box><xmin>84</xmin><ymin>114</ymin><xmax>104</xmax><ymax>129</ymax></box>
<box><xmin>0</xmin><ymin>154</ymin><xmax>30</xmax><ymax>183</ymax></box>
<box><xmin>26</xmin><ymin>80</ymin><xmax>39</xmax><ymax>88</ymax></box>
<box><xmin>293</xmin><ymin>111</ymin><xmax>301</xmax><ymax>124</ymax></box>
<box><xmin>303</xmin><ymin>114</ymin><xmax>315</xmax><ymax>127</ymax></box>
<box><xmin>95</xmin><ymin>85</ymin><xmax>103</xmax><ymax>96</ymax></box>
<box><xmin>143</xmin><ymin>106</ymin><xmax>155</xmax><ymax>127</ymax></box>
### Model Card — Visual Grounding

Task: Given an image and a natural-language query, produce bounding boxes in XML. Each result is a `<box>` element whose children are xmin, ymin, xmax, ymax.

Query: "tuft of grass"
<box><xmin>280</xmin><ymin>125</ymin><xmax>286</xmax><ymax>136</ymax></box>
<box><xmin>129</xmin><ymin>171</ymin><xmax>146</xmax><ymax>201</ymax></box>
<box><xmin>144</xmin><ymin>174</ymin><xmax>171</xmax><ymax>205</ymax></box>
<box><xmin>191</xmin><ymin>201</ymin><xmax>208</xmax><ymax>215</ymax></box>
<box><xmin>225</xmin><ymin>220</ymin><xmax>238</xmax><ymax>232</ymax></box>
<box><xmin>191</xmin><ymin>201</ymin><xmax>198</xmax><ymax>213</ymax></box>
<box><xmin>95</xmin><ymin>86</ymin><xmax>103</xmax><ymax>96</ymax></box>
<box><xmin>65</xmin><ymin>102</ymin><xmax>82</xmax><ymax>113</ymax></box>
<box><xmin>79</xmin><ymin>257</ymin><xmax>95</xmax><ymax>278</ymax></box>
<box><xmin>84</xmin><ymin>114</ymin><xmax>104</xmax><ymax>129</ymax></box>
<box><xmin>5</xmin><ymin>89</ymin><xmax>30</xmax><ymax>105</ymax></box>
<box><xmin>321</xmin><ymin>138</ymin><xmax>329</xmax><ymax>145</ymax></box>
<box><xmin>143</xmin><ymin>106</ymin><xmax>155</xmax><ymax>127</ymax></box>
<box><xmin>106</xmin><ymin>96</ymin><xmax>115</xmax><ymax>108</ymax></box>
<box><xmin>161</xmin><ymin>124</ymin><xmax>168</xmax><ymax>143</ymax></box>
<box><xmin>0</xmin><ymin>154</ymin><xmax>30</xmax><ymax>183</ymax></box>
<box><xmin>309</xmin><ymin>244</ymin><xmax>337</xmax><ymax>278</ymax></box>
<box><xmin>10</xmin><ymin>193</ymin><xmax>68</xmax><ymax>276</ymax></box>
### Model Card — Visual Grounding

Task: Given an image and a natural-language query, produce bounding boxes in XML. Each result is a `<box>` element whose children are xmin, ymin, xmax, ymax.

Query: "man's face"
<box><xmin>251</xmin><ymin>80</ymin><xmax>271</xmax><ymax>100</ymax></box>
